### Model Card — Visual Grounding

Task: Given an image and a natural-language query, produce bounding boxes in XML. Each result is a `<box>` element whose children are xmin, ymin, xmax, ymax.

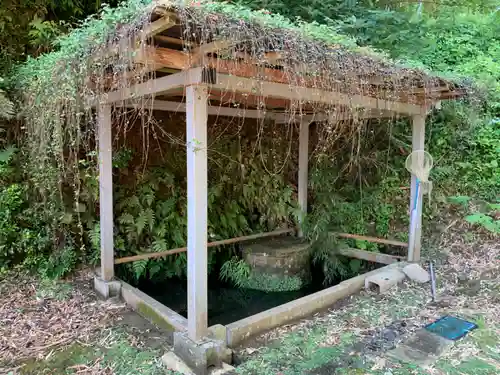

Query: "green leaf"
<box><xmin>0</xmin><ymin>146</ymin><xmax>17</xmax><ymax>163</ymax></box>
<box><xmin>152</xmin><ymin>238</ymin><xmax>167</xmax><ymax>252</ymax></box>
<box><xmin>132</xmin><ymin>259</ymin><xmax>148</xmax><ymax>280</ymax></box>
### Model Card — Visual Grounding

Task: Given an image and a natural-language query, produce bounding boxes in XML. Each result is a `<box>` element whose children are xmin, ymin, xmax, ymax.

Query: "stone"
<box><xmin>402</xmin><ymin>264</ymin><xmax>430</xmax><ymax>283</ymax></box>
<box><xmin>93</xmin><ymin>276</ymin><xmax>121</xmax><ymax>299</ymax></box>
<box><xmin>162</xmin><ymin>352</ymin><xmax>235</xmax><ymax>375</ymax></box>
<box><xmin>208</xmin><ymin>324</ymin><xmax>227</xmax><ymax>344</ymax></box>
<box><xmin>208</xmin><ymin>363</ymin><xmax>237</xmax><ymax>375</ymax></box>
<box><xmin>162</xmin><ymin>351</ymin><xmax>195</xmax><ymax>375</ymax></box>
<box><xmin>364</xmin><ymin>269</ymin><xmax>406</xmax><ymax>294</ymax></box>
<box><xmin>174</xmin><ymin>331</ymin><xmax>232</xmax><ymax>375</ymax></box>
<box><xmin>387</xmin><ymin>329</ymin><xmax>453</xmax><ymax>367</ymax></box>
<box><xmin>241</xmin><ymin>237</ymin><xmax>311</xmax><ymax>290</ymax></box>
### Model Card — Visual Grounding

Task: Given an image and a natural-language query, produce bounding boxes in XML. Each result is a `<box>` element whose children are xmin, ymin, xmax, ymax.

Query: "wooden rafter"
<box><xmin>154</xmin><ymin>35</ymin><xmax>191</xmax><ymax>46</ymax></box>
<box><xmin>133</xmin><ymin>47</ymin><xmax>457</xmax><ymax>103</ymax></box>
<box><xmin>191</xmin><ymin>40</ymin><xmax>236</xmax><ymax>58</ymax></box>
<box><xmin>117</xmin><ymin>99</ymin><xmax>286</xmax><ymax>120</ymax></box>
<box><xmin>142</xmin><ymin>14</ymin><xmax>176</xmax><ymax>39</ymax></box>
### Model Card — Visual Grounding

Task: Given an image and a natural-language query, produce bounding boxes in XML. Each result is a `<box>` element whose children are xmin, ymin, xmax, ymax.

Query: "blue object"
<box><xmin>424</xmin><ymin>315</ymin><xmax>478</xmax><ymax>341</ymax></box>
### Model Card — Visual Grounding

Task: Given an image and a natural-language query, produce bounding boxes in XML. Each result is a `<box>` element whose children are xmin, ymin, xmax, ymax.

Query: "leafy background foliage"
<box><xmin>0</xmin><ymin>0</ymin><xmax>498</xmax><ymax>286</ymax></box>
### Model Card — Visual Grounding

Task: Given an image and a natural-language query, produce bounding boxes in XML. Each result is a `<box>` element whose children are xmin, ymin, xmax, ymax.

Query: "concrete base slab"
<box><xmin>162</xmin><ymin>351</ymin><xmax>196</xmax><ymax>375</ymax></box>
<box><xmin>365</xmin><ymin>269</ymin><xmax>406</xmax><ymax>294</ymax></box>
<box><xmin>173</xmin><ymin>331</ymin><xmax>232</xmax><ymax>375</ymax></box>
<box><xmin>93</xmin><ymin>276</ymin><xmax>121</xmax><ymax>299</ymax></box>
<box><xmin>162</xmin><ymin>352</ymin><xmax>236</xmax><ymax>375</ymax></box>
<box><xmin>209</xmin><ymin>363</ymin><xmax>237</xmax><ymax>375</ymax></box>
<box><xmin>226</xmin><ymin>263</ymin><xmax>407</xmax><ymax>346</ymax></box>
<box><xmin>387</xmin><ymin>329</ymin><xmax>453</xmax><ymax>367</ymax></box>
<box><xmin>208</xmin><ymin>324</ymin><xmax>227</xmax><ymax>344</ymax></box>
<box><xmin>121</xmin><ymin>281</ymin><xmax>188</xmax><ymax>333</ymax></box>
<box><xmin>403</xmin><ymin>264</ymin><xmax>430</xmax><ymax>283</ymax></box>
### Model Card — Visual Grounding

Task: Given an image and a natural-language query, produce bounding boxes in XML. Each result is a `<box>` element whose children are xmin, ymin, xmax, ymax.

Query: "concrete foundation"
<box><xmin>173</xmin><ymin>331</ymin><xmax>232</xmax><ymax>375</ymax></box>
<box><xmin>403</xmin><ymin>263</ymin><xmax>430</xmax><ymax>283</ymax></box>
<box><xmin>162</xmin><ymin>352</ymin><xmax>236</xmax><ymax>375</ymax></box>
<box><xmin>120</xmin><ymin>281</ymin><xmax>188</xmax><ymax>333</ymax></box>
<box><xmin>364</xmin><ymin>268</ymin><xmax>406</xmax><ymax>294</ymax></box>
<box><xmin>93</xmin><ymin>276</ymin><xmax>121</xmax><ymax>299</ymax></box>
<box><xmin>226</xmin><ymin>262</ymin><xmax>407</xmax><ymax>346</ymax></box>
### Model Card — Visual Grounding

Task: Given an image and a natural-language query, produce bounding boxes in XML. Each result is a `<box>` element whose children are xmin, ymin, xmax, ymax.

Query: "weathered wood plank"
<box><xmin>298</xmin><ymin>120</ymin><xmax>309</xmax><ymax>236</ymax></box>
<box><xmin>186</xmin><ymin>84</ymin><xmax>209</xmax><ymax>341</ymax></box>
<box><xmin>102</xmin><ymin>68</ymin><xmax>203</xmax><ymax>103</ymax></box>
<box><xmin>408</xmin><ymin>114</ymin><xmax>426</xmax><ymax>262</ymax></box>
<box><xmin>213</xmin><ymin>73</ymin><xmax>425</xmax><ymax>115</ymax></box>
<box><xmin>98</xmin><ymin>104</ymin><xmax>114</xmax><ymax>281</ymax></box>
<box><xmin>336</xmin><ymin>248</ymin><xmax>405</xmax><ymax>265</ymax></box>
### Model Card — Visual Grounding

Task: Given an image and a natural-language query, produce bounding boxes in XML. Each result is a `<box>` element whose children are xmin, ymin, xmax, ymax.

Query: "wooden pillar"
<box><xmin>186</xmin><ymin>85</ymin><xmax>209</xmax><ymax>341</ymax></box>
<box><xmin>298</xmin><ymin>121</ymin><xmax>309</xmax><ymax>237</ymax></box>
<box><xmin>98</xmin><ymin>104</ymin><xmax>114</xmax><ymax>281</ymax></box>
<box><xmin>408</xmin><ymin>114</ymin><xmax>426</xmax><ymax>262</ymax></box>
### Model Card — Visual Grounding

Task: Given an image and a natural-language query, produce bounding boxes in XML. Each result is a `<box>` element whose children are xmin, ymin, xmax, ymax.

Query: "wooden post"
<box><xmin>408</xmin><ymin>114</ymin><xmax>426</xmax><ymax>262</ymax></box>
<box><xmin>98</xmin><ymin>104</ymin><xmax>114</xmax><ymax>281</ymax></box>
<box><xmin>186</xmin><ymin>85</ymin><xmax>209</xmax><ymax>341</ymax></box>
<box><xmin>298</xmin><ymin>121</ymin><xmax>309</xmax><ymax>237</ymax></box>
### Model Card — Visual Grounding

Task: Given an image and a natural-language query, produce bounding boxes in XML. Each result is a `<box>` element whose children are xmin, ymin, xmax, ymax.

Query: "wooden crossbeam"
<box><xmin>191</xmin><ymin>40</ymin><xmax>236</xmax><ymax>57</ymax></box>
<box><xmin>142</xmin><ymin>15</ymin><xmax>176</xmax><ymax>39</ymax></box>
<box><xmin>102</xmin><ymin>68</ymin><xmax>203</xmax><ymax>104</ymax></box>
<box><xmin>155</xmin><ymin>35</ymin><xmax>190</xmax><ymax>46</ymax></box>
<box><xmin>104</xmin><ymin>66</ymin><xmax>425</xmax><ymax>114</ymax></box>
<box><xmin>337</xmin><ymin>248</ymin><xmax>405</xmax><ymax>265</ymax></box>
<box><xmin>117</xmin><ymin>99</ymin><xmax>289</xmax><ymax>120</ymax></box>
<box><xmin>212</xmin><ymin>73</ymin><xmax>425</xmax><ymax>115</ymax></box>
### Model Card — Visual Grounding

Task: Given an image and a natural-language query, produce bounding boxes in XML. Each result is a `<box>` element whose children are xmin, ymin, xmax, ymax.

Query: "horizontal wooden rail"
<box><xmin>336</xmin><ymin>247</ymin><xmax>405</xmax><ymax>265</ymax></box>
<box><xmin>114</xmin><ymin>228</ymin><xmax>294</xmax><ymax>264</ymax></box>
<box><xmin>333</xmin><ymin>232</ymin><xmax>408</xmax><ymax>248</ymax></box>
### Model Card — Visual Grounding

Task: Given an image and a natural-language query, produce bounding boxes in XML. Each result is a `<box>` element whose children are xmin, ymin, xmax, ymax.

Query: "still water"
<box><xmin>139</xmin><ymin>277</ymin><xmax>325</xmax><ymax>326</ymax></box>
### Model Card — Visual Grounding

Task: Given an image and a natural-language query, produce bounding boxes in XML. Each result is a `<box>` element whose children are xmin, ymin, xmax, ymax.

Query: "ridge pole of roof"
<box><xmin>408</xmin><ymin>113</ymin><xmax>426</xmax><ymax>263</ymax></box>
<box><xmin>98</xmin><ymin>104</ymin><xmax>114</xmax><ymax>281</ymax></box>
<box><xmin>298</xmin><ymin>119</ymin><xmax>310</xmax><ymax>237</ymax></box>
<box><xmin>186</xmin><ymin>84</ymin><xmax>209</xmax><ymax>341</ymax></box>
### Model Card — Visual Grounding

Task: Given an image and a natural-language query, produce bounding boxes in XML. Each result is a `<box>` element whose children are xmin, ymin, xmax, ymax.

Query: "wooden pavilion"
<box><xmin>95</xmin><ymin>0</ymin><xmax>466</xmax><ymax>350</ymax></box>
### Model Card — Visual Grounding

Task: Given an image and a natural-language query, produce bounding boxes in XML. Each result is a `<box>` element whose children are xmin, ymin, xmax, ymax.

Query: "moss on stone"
<box><xmin>240</xmin><ymin>272</ymin><xmax>305</xmax><ymax>292</ymax></box>
<box><xmin>136</xmin><ymin>301</ymin><xmax>176</xmax><ymax>332</ymax></box>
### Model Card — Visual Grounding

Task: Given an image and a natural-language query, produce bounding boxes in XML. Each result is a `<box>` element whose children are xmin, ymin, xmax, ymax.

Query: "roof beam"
<box><xmin>298</xmin><ymin>109</ymin><xmax>403</xmax><ymax>123</ymax></box>
<box><xmin>102</xmin><ymin>67</ymin><xmax>425</xmax><ymax>114</ymax></box>
<box><xmin>212</xmin><ymin>73</ymin><xmax>425</xmax><ymax>115</ymax></box>
<box><xmin>101</xmin><ymin>68</ymin><xmax>204</xmax><ymax>104</ymax></box>
<box><xmin>191</xmin><ymin>40</ymin><xmax>236</xmax><ymax>57</ymax></box>
<box><xmin>155</xmin><ymin>35</ymin><xmax>191</xmax><ymax>46</ymax></box>
<box><xmin>116</xmin><ymin>99</ymin><xmax>289</xmax><ymax>121</ymax></box>
<box><xmin>116</xmin><ymin>99</ymin><xmax>398</xmax><ymax>122</ymax></box>
<box><xmin>142</xmin><ymin>14</ymin><xmax>176</xmax><ymax>39</ymax></box>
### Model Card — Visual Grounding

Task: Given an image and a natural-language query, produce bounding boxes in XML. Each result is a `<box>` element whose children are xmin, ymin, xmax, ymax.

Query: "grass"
<box><xmin>234</xmin><ymin>230</ymin><xmax>499</xmax><ymax>375</ymax></box>
<box><xmin>2</xmin><ymin>221</ymin><xmax>498</xmax><ymax>375</ymax></box>
<box><xmin>18</xmin><ymin>330</ymin><xmax>165</xmax><ymax>375</ymax></box>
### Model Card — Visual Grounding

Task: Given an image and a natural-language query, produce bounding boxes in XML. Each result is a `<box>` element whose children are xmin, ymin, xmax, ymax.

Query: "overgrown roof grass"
<box><xmin>14</xmin><ymin>0</ymin><xmax>453</xmax><ymax>94</ymax></box>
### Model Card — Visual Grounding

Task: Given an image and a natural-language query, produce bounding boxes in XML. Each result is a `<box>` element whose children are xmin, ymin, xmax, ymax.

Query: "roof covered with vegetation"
<box><xmin>16</xmin><ymin>0</ymin><xmax>468</xmax><ymax>105</ymax></box>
